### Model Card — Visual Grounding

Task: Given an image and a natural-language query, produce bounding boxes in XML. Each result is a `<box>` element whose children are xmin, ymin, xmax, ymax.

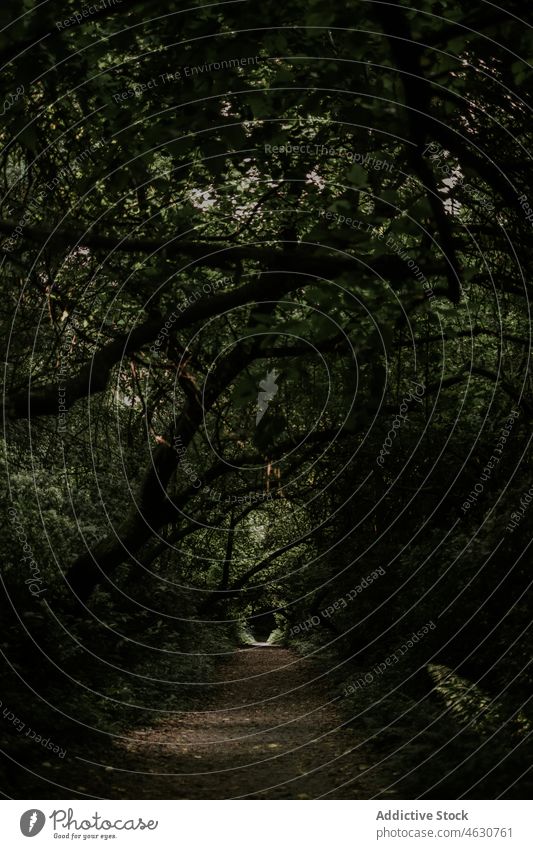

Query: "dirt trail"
<box><xmin>76</xmin><ymin>645</ymin><xmax>391</xmax><ymax>799</ymax></box>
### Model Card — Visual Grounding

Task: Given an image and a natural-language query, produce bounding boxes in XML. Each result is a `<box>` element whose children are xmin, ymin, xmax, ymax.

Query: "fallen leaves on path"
<box><xmin>75</xmin><ymin>646</ymin><xmax>389</xmax><ymax>799</ymax></box>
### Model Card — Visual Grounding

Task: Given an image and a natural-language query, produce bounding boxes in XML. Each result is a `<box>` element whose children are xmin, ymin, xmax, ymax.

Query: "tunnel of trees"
<box><xmin>0</xmin><ymin>0</ymin><xmax>532</xmax><ymax>799</ymax></box>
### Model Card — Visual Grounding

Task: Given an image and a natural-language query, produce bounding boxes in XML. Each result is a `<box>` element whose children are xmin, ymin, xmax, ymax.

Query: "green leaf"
<box><xmin>347</xmin><ymin>164</ymin><xmax>368</xmax><ymax>186</ymax></box>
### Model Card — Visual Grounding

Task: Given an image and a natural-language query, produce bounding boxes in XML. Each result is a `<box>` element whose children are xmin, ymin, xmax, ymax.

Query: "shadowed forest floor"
<box><xmin>62</xmin><ymin>646</ymin><xmax>394</xmax><ymax>800</ymax></box>
<box><xmin>12</xmin><ymin>641</ymin><xmax>531</xmax><ymax>801</ymax></box>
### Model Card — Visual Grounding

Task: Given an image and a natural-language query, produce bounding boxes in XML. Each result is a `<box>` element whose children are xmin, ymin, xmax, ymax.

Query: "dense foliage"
<box><xmin>1</xmin><ymin>0</ymin><xmax>532</xmax><ymax>798</ymax></box>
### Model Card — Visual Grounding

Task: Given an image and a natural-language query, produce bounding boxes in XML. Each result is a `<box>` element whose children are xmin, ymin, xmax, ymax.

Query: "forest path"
<box><xmin>78</xmin><ymin>645</ymin><xmax>392</xmax><ymax>799</ymax></box>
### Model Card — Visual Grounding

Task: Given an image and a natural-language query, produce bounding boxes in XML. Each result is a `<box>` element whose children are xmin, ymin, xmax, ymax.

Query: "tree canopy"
<box><xmin>1</xmin><ymin>0</ymin><xmax>532</xmax><ymax>800</ymax></box>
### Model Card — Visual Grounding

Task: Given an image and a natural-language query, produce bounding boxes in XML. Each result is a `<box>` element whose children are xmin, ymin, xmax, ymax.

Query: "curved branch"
<box><xmin>4</xmin><ymin>272</ymin><xmax>305</xmax><ymax>420</ymax></box>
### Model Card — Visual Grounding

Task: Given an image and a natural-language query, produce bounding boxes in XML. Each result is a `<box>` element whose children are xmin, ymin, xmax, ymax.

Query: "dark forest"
<box><xmin>0</xmin><ymin>0</ymin><xmax>532</xmax><ymax>802</ymax></box>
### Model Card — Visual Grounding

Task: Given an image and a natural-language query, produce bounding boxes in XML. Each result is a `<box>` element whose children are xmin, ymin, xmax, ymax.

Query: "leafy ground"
<box><xmin>9</xmin><ymin>638</ymin><xmax>532</xmax><ymax>800</ymax></box>
<box><xmin>24</xmin><ymin>645</ymin><xmax>395</xmax><ymax>800</ymax></box>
